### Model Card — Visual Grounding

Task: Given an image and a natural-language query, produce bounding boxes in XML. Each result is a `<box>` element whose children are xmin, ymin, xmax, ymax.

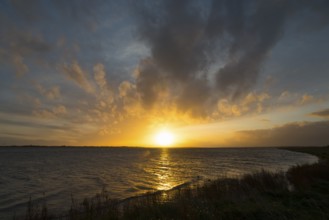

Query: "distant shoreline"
<box><xmin>1</xmin><ymin>145</ymin><xmax>327</xmax><ymax>149</ymax></box>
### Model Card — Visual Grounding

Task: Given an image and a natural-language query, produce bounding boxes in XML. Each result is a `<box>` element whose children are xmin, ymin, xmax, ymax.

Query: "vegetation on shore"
<box><xmin>20</xmin><ymin>147</ymin><xmax>329</xmax><ymax>220</ymax></box>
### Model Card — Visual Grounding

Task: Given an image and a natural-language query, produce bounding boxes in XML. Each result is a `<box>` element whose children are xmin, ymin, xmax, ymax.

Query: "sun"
<box><xmin>154</xmin><ymin>130</ymin><xmax>174</xmax><ymax>147</ymax></box>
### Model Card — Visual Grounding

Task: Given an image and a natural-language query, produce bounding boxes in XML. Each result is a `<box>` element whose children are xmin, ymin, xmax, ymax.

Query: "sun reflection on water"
<box><xmin>155</xmin><ymin>148</ymin><xmax>176</xmax><ymax>191</ymax></box>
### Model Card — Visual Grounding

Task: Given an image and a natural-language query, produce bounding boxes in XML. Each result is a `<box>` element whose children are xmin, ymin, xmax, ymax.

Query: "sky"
<box><xmin>1</xmin><ymin>0</ymin><xmax>329</xmax><ymax>147</ymax></box>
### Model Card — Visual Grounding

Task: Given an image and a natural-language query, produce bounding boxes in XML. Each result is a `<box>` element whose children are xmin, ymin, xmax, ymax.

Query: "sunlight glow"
<box><xmin>154</xmin><ymin>130</ymin><xmax>174</xmax><ymax>147</ymax></box>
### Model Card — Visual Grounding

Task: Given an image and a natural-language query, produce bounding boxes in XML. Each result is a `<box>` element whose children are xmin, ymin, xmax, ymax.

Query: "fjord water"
<box><xmin>0</xmin><ymin>147</ymin><xmax>317</xmax><ymax>218</ymax></box>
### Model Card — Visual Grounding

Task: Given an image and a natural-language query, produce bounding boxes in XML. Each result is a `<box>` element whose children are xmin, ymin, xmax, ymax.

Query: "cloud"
<box><xmin>92</xmin><ymin>63</ymin><xmax>116</xmax><ymax>114</ymax></box>
<box><xmin>2</xmin><ymin>0</ymin><xmax>329</xmax><ymax>146</ymax></box>
<box><xmin>299</xmin><ymin>94</ymin><xmax>315</xmax><ymax>105</ymax></box>
<box><xmin>277</xmin><ymin>91</ymin><xmax>324</xmax><ymax>107</ymax></box>
<box><xmin>11</xmin><ymin>54</ymin><xmax>29</xmax><ymax>76</ymax></box>
<box><xmin>237</xmin><ymin>120</ymin><xmax>329</xmax><ymax>146</ymax></box>
<box><xmin>52</xmin><ymin>105</ymin><xmax>67</xmax><ymax>115</ymax></box>
<box><xmin>215</xmin><ymin>92</ymin><xmax>270</xmax><ymax>119</ymax></box>
<box><xmin>118</xmin><ymin>80</ymin><xmax>142</xmax><ymax>116</ymax></box>
<box><xmin>119</xmin><ymin>81</ymin><xmax>134</xmax><ymax>98</ymax></box>
<box><xmin>8</xmin><ymin>31</ymin><xmax>51</xmax><ymax>54</ymax></box>
<box><xmin>131</xmin><ymin>0</ymin><xmax>329</xmax><ymax>118</ymax></box>
<box><xmin>134</xmin><ymin>58</ymin><xmax>165</xmax><ymax>108</ymax></box>
<box><xmin>32</xmin><ymin>105</ymin><xmax>67</xmax><ymax>119</ymax></box>
<box><xmin>0</xmin><ymin>21</ymin><xmax>51</xmax><ymax>76</ymax></box>
<box><xmin>310</xmin><ymin>108</ymin><xmax>329</xmax><ymax>118</ymax></box>
<box><xmin>61</xmin><ymin>61</ymin><xmax>94</xmax><ymax>93</ymax></box>
<box><xmin>1</xmin><ymin>28</ymin><xmax>51</xmax><ymax>58</ymax></box>
<box><xmin>94</xmin><ymin>63</ymin><xmax>107</xmax><ymax>90</ymax></box>
<box><xmin>35</xmin><ymin>83</ymin><xmax>61</xmax><ymax>100</ymax></box>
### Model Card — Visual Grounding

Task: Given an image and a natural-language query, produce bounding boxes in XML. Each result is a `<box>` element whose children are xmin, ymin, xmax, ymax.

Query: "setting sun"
<box><xmin>154</xmin><ymin>130</ymin><xmax>174</xmax><ymax>147</ymax></box>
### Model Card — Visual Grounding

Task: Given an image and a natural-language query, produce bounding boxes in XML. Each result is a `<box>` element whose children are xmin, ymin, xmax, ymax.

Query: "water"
<box><xmin>0</xmin><ymin>147</ymin><xmax>318</xmax><ymax>218</ymax></box>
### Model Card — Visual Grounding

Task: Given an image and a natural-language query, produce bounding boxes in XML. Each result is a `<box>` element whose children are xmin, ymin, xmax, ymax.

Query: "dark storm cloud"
<box><xmin>310</xmin><ymin>108</ymin><xmax>329</xmax><ymax>118</ymax></box>
<box><xmin>214</xmin><ymin>0</ymin><xmax>291</xmax><ymax>99</ymax></box>
<box><xmin>133</xmin><ymin>0</ymin><xmax>329</xmax><ymax>116</ymax></box>
<box><xmin>135</xmin><ymin>59</ymin><xmax>164</xmax><ymax>108</ymax></box>
<box><xmin>238</xmin><ymin>120</ymin><xmax>329</xmax><ymax>147</ymax></box>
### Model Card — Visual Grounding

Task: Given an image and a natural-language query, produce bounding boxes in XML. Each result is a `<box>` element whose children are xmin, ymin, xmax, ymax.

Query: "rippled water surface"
<box><xmin>0</xmin><ymin>147</ymin><xmax>318</xmax><ymax>218</ymax></box>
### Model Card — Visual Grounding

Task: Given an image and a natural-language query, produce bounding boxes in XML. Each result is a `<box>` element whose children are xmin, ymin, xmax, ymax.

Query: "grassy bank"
<box><xmin>21</xmin><ymin>147</ymin><xmax>329</xmax><ymax>220</ymax></box>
